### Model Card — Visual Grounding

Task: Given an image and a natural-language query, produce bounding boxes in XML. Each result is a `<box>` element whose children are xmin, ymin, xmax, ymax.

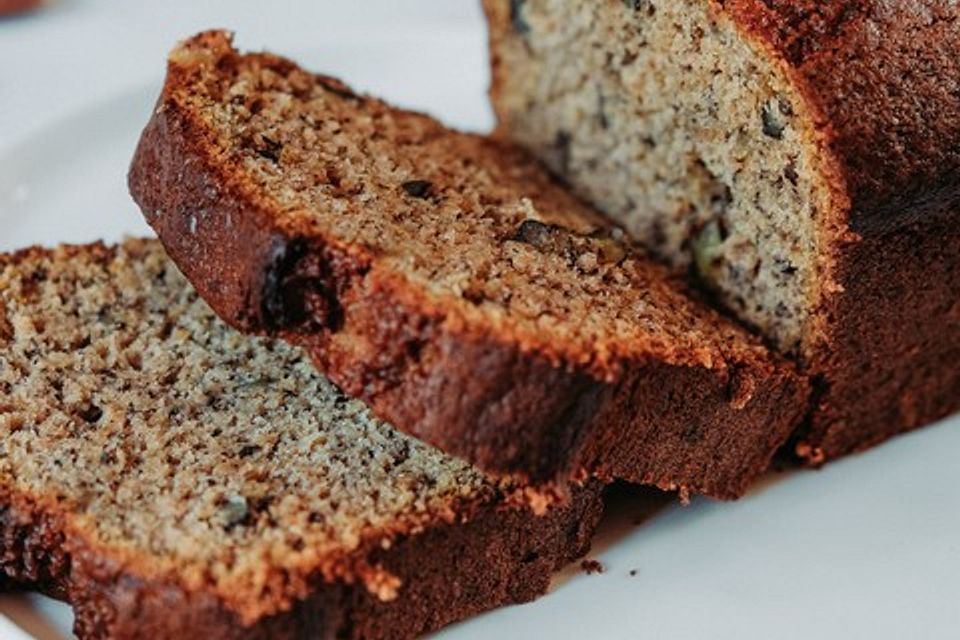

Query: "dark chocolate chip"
<box><xmin>401</xmin><ymin>180</ymin><xmax>433</xmax><ymax>199</ymax></box>
<box><xmin>250</xmin><ymin>495</ymin><xmax>274</xmax><ymax>512</ymax></box>
<box><xmin>513</xmin><ymin>220</ymin><xmax>577</xmax><ymax>262</ymax></box>
<box><xmin>624</xmin><ymin>0</ymin><xmax>656</xmax><ymax>15</ymax></box>
<box><xmin>157</xmin><ymin>319</ymin><xmax>174</xmax><ymax>341</ymax></box>
<box><xmin>260</xmin><ymin>245</ymin><xmax>295</xmax><ymax>328</ymax></box>
<box><xmin>512</xmin><ymin>219</ymin><xmax>556</xmax><ymax>248</ymax></box>
<box><xmin>510</xmin><ymin>0</ymin><xmax>530</xmax><ymax>35</ymax></box>
<box><xmin>461</xmin><ymin>284</ymin><xmax>487</xmax><ymax>306</ymax></box>
<box><xmin>554</xmin><ymin>130</ymin><xmax>572</xmax><ymax>173</ymax></box>
<box><xmin>774</xmin><ymin>255</ymin><xmax>798</xmax><ymax>276</ymax></box>
<box><xmin>256</xmin><ymin>136</ymin><xmax>283</xmax><ymax>163</ymax></box>
<box><xmin>238</xmin><ymin>445</ymin><xmax>260</xmax><ymax>458</ymax></box>
<box><xmin>78</xmin><ymin>404</ymin><xmax>102</xmax><ymax>424</ymax></box>
<box><xmin>784</xmin><ymin>162</ymin><xmax>799</xmax><ymax>186</ymax></box>
<box><xmin>260</xmin><ymin>236</ymin><xmax>345</xmax><ymax>334</ymax></box>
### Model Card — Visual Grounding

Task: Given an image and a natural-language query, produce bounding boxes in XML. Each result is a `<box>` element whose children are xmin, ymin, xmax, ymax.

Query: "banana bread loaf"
<box><xmin>129</xmin><ymin>31</ymin><xmax>809</xmax><ymax>500</ymax></box>
<box><xmin>0</xmin><ymin>238</ymin><xmax>603</xmax><ymax>640</ymax></box>
<box><xmin>484</xmin><ymin>0</ymin><xmax>960</xmax><ymax>463</ymax></box>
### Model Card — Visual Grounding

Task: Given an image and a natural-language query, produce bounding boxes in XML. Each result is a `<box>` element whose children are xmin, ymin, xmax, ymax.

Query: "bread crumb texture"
<box><xmin>160</xmin><ymin>30</ymin><xmax>774</xmax><ymax>375</ymax></box>
<box><xmin>489</xmin><ymin>0</ymin><xmax>827</xmax><ymax>354</ymax></box>
<box><xmin>0</xmin><ymin>238</ymin><xmax>489</xmax><ymax>617</ymax></box>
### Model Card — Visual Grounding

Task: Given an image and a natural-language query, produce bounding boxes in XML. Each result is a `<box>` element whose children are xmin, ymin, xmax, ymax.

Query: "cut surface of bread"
<box><xmin>129</xmin><ymin>31</ymin><xmax>808</xmax><ymax>500</ymax></box>
<box><xmin>487</xmin><ymin>0</ymin><xmax>821</xmax><ymax>354</ymax></box>
<box><xmin>0</xmin><ymin>239</ymin><xmax>603</xmax><ymax>640</ymax></box>
<box><xmin>484</xmin><ymin>0</ymin><xmax>960</xmax><ymax>462</ymax></box>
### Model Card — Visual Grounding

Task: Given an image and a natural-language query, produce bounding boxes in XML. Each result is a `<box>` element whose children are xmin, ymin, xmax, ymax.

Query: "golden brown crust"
<box><xmin>129</xmin><ymin>31</ymin><xmax>809</xmax><ymax>499</ymax></box>
<box><xmin>1</xmin><ymin>483</ymin><xmax>603</xmax><ymax>640</ymax></box>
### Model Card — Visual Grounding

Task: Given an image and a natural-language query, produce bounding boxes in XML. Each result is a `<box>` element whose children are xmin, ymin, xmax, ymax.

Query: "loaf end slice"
<box><xmin>0</xmin><ymin>239</ymin><xmax>603</xmax><ymax>640</ymax></box>
<box><xmin>129</xmin><ymin>31</ymin><xmax>809</xmax><ymax>499</ymax></box>
<box><xmin>484</xmin><ymin>0</ymin><xmax>960</xmax><ymax>463</ymax></box>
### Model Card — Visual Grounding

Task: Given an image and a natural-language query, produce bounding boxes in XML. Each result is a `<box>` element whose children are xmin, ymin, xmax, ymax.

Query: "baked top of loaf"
<box><xmin>0</xmin><ymin>239</ymin><xmax>600</xmax><ymax>636</ymax></box>
<box><xmin>129</xmin><ymin>31</ymin><xmax>807</xmax><ymax>497</ymax></box>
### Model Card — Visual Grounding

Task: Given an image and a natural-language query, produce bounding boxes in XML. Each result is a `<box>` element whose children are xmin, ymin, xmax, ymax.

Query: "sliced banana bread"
<box><xmin>484</xmin><ymin>0</ymin><xmax>960</xmax><ymax>463</ymax></box>
<box><xmin>0</xmin><ymin>239</ymin><xmax>603</xmax><ymax>640</ymax></box>
<box><xmin>129</xmin><ymin>31</ymin><xmax>808</xmax><ymax>500</ymax></box>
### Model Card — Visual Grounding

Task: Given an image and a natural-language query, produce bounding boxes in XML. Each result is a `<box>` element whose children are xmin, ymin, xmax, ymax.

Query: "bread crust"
<box><xmin>720</xmin><ymin>0</ymin><xmax>960</xmax><ymax>232</ymax></box>
<box><xmin>483</xmin><ymin>0</ymin><xmax>960</xmax><ymax>464</ymax></box>
<box><xmin>0</xmin><ymin>483</ymin><xmax>603</xmax><ymax>640</ymax></box>
<box><xmin>0</xmin><ymin>238</ymin><xmax>606</xmax><ymax>638</ymax></box>
<box><xmin>718</xmin><ymin>0</ymin><xmax>960</xmax><ymax>460</ymax></box>
<box><xmin>795</xmin><ymin>205</ymin><xmax>960</xmax><ymax>462</ymax></box>
<box><xmin>129</xmin><ymin>31</ymin><xmax>809</xmax><ymax>499</ymax></box>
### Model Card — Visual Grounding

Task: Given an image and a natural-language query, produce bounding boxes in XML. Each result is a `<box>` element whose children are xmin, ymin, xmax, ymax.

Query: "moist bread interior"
<box><xmin>494</xmin><ymin>0</ymin><xmax>834</xmax><ymax>353</ymax></box>
<box><xmin>0</xmin><ymin>239</ymin><xmax>488</xmax><ymax>611</ymax></box>
<box><xmin>163</xmin><ymin>34</ymin><xmax>764</xmax><ymax>370</ymax></box>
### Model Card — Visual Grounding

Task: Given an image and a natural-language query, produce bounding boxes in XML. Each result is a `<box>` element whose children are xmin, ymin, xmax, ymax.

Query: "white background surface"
<box><xmin>1</xmin><ymin>2</ymin><xmax>958</xmax><ymax>639</ymax></box>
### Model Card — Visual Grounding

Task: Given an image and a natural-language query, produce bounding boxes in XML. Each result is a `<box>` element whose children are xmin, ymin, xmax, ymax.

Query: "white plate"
<box><xmin>1</xmin><ymin>3</ymin><xmax>959</xmax><ymax>639</ymax></box>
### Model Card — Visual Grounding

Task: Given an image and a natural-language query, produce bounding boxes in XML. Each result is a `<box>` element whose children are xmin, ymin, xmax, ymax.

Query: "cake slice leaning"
<box><xmin>129</xmin><ymin>31</ymin><xmax>809</xmax><ymax>501</ymax></box>
<box><xmin>0</xmin><ymin>239</ymin><xmax>603</xmax><ymax>640</ymax></box>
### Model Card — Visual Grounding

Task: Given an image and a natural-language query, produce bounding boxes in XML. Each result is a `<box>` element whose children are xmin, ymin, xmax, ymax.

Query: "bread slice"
<box><xmin>483</xmin><ymin>0</ymin><xmax>960</xmax><ymax>463</ymax></box>
<box><xmin>128</xmin><ymin>31</ymin><xmax>809</xmax><ymax>500</ymax></box>
<box><xmin>0</xmin><ymin>239</ymin><xmax>603</xmax><ymax>640</ymax></box>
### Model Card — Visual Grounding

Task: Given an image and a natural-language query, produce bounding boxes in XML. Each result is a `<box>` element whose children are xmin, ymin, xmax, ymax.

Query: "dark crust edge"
<box><xmin>794</xmin><ymin>202</ymin><xmax>960</xmax><ymax>463</ymax></box>
<box><xmin>0</xmin><ymin>483</ymin><xmax>603</xmax><ymax>640</ymax></box>
<box><xmin>127</xmin><ymin>32</ymin><xmax>808</xmax><ymax>499</ymax></box>
<box><xmin>715</xmin><ymin>0</ymin><xmax>960</xmax><ymax>460</ymax></box>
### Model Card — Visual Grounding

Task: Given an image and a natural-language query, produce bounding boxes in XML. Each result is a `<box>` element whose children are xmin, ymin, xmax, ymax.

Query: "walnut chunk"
<box><xmin>510</xmin><ymin>220</ymin><xmax>629</xmax><ymax>271</ymax></box>
<box><xmin>511</xmin><ymin>219</ymin><xmax>567</xmax><ymax>254</ymax></box>
<box><xmin>691</xmin><ymin>220</ymin><xmax>726</xmax><ymax>287</ymax></box>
